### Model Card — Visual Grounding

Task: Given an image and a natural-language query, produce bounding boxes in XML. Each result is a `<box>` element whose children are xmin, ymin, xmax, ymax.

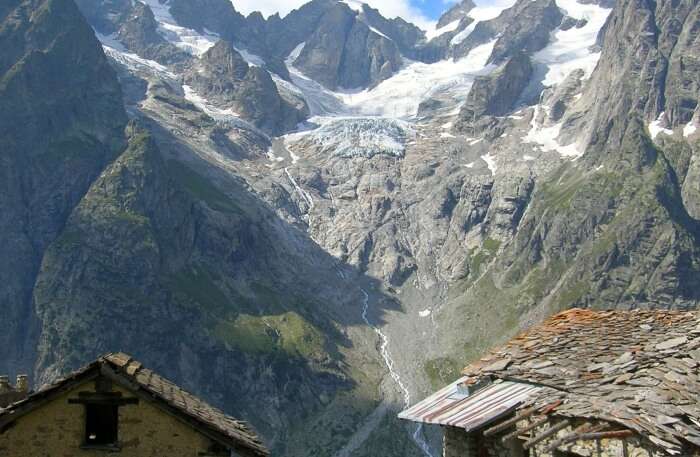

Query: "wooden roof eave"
<box><xmin>0</xmin><ymin>363</ymin><xmax>101</xmax><ymax>433</ymax></box>
<box><xmin>98</xmin><ymin>364</ymin><xmax>267</xmax><ymax>457</ymax></box>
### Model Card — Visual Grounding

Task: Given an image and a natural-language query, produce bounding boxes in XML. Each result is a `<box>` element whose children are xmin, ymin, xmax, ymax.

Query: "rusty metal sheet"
<box><xmin>399</xmin><ymin>379</ymin><xmax>542</xmax><ymax>431</ymax></box>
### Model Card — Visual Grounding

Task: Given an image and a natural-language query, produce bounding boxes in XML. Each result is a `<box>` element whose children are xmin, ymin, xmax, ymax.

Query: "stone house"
<box><xmin>0</xmin><ymin>353</ymin><xmax>268</xmax><ymax>457</ymax></box>
<box><xmin>400</xmin><ymin>309</ymin><xmax>700</xmax><ymax>457</ymax></box>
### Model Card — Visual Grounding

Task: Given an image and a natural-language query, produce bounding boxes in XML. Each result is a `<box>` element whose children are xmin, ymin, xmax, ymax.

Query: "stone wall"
<box><xmin>443</xmin><ymin>426</ymin><xmax>526</xmax><ymax>457</ymax></box>
<box><xmin>0</xmin><ymin>377</ymin><xmax>228</xmax><ymax>457</ymax></box>
<box><xmin>518</xmin><ymin>418</ymin><xmax>687</xmax><ymax>457</ymax></box>
<box><xmin>440</xmin><ymin>420</ymin><xmax>700</xmax><ymax>457</ymax></box>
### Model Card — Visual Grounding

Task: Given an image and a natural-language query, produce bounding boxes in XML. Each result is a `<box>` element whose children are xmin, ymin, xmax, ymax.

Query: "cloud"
<box><xmin>231</xmin><ymin>0</ymin><xmax>437</xmax><ymax>31</ymax></box>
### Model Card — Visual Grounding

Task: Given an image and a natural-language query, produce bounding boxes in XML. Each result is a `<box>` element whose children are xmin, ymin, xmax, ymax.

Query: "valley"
<box><xmin>1</xmin><ymin>0</ymin><xmax>699</xmax><ymax>455</ymax></box>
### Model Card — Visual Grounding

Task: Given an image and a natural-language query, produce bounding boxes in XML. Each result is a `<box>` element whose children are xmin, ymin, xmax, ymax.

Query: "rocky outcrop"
<box><xmin>456</xmin><ymin>53</ymin><xmax>533</xmax><ymax>133</ymax></box>
<box><xmin>437</xmin><ymin>0</ymin><xmax>476</xmax><ymax>29</ymax></box>
<box><xmin>293</xmin><ymin>2</ymin><xmax>402</xmax><ymax>90</ymax></box>
<box><xmin>168</xmin><ymin>0</ymin><xmax>247</xmax><ymax>41</ymax></box>
<box><xmin>116</xmin><ymin>1</ymin><xmax>189</xmax><ymax>64</ymax></box>
<box><xmin>184</xmin><ymin>40</ymin><xmax>308</xmax><ymax>135</ymax></box>
<box><xmin>359</xmin><ymin>4</ymin><xmax>425</xmax><ymax>56</ymax></box>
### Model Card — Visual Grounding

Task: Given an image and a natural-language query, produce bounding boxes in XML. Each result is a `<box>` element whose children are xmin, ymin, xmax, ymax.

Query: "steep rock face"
<box><xmin>115</xmin><ymin>1</ymin><xmax>188</xmax><ymax>64</ymax></box>
<box><xmin>564</xmin><ymin>0</ymin><xmax>700</xmax><ymax>151</ymax></box>
<box><xmin>359</xmin><ymin>4</ymin><xmax>425</xmax><ymax>56</ymax></box>
<box><xmin>456</xmin><ymin>53</ymin><xmax>533</xmax><ymax>133</ymax></box>
<box><xmin>293</xmin><ymin>3</ymin><xmax>402</xmax><ymax>90</ymax></box>
<box><xmin>437</xmin><ymin>0</ymin><xmax>476</xmax><ymax>29</ymax></box>
<box><xmin>440</xmin><ymin>0</ymin><xmax>700</xmax><ymax>360</ymax></box>
<box><xmin>71</xmin><ymin>0</ymin><xmax>131</xmax><ymax>33</ymax></box>
<box><xmin>451</xmin><ymin>0</ymin><xmax>564</xmax><ymax>62</ymax></box>
<box><xmin>184</xmin><ymin>40</ymin><xmax>309</xmax><ymax>135</ymax></box>
<box><xmin>0</xmin><ymin>0</ymin><xmax>127</xmax><ymax>375</ymax></box>
<box><xmin>168</xmin><ymin>0</ymin><xmax>246</xmax><ymax>40</ymax></box>
<box><xmin>487</xmin><ymin>0</ymin><xmax>563</xmax><ymax>64</ymax></box>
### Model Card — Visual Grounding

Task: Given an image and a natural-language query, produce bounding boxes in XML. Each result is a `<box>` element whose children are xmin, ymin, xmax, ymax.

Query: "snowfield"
<box><xmin>524</xmin><ymin>105</ymin><xmax>583</xmax><ymax>159</ymax></box>
<box><xmin>114</xmin><ymin>0</ymin><xmax>619</xmax><ymax>170</ymax></box>
<box><xmin>533</xmin><ymin>0</ymin><xmax>613</xmax><ymax>86</ymax></box>
<box><xmin>649</xmin><ymin>112</ymin><xmax>674</xmax><ymax>139</ymax></box>
<box><xmin>335</xmin><ymin>40</ymin><xmax>497</xmax><ymax>119</ymax></box>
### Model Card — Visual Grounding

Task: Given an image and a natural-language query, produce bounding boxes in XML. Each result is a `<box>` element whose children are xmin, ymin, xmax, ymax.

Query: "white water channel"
<box><xmin>360</xmin><ymin>290</ymin><xmax>434</xmax><ymax>457</ymax></box>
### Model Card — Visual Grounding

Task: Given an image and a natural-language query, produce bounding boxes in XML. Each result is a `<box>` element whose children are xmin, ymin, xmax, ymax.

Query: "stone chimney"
<box><xmin>0</xmin><ymin>376</ymin><xmax>10</xmax><ymax>394</ymax></box>
<box><xmin>16</xmin><ymin>375</ymin><xmax>29</xmax><ymax>393</ymax></box>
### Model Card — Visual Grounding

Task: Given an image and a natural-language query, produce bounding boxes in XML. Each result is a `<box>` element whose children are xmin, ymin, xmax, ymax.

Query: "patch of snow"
<box><xmin>533</xmin><ymin>0</ymin><xmax>612</xmax><ymax>86</ymax></box>
<box><xmin>683</xmin><ymin>120</ymin><xmax>697</xmax><ymax>138</ymax></box>
<box><xmin>235</xmin><ymin>47</ymin><xmax>266</xmax><ymax>67</ymax></box>
<box><xmin>469</xmin><ymin>138</ymin><xmax>482</xmax><ymax>145</ymax></box>
<box><xmin>138</xmin><ymin>0</ymin><xmax>218</xmax><ymax>56</ymax></box>
<box><xmin>336</xmin><ymin>40</ymin><xmax>497</xmax><ymax>119</ymax></box>
<box><xmin>450</xmin><ymin>22</ymin><xmax>477</xmax><ymax>46</ymax></box>
<box><xmin>340</xmin><ymin>0</ymin><xmax>364</xmax><ymax>13</ymax></box>
<box><xmin>524</xmin><ymin>105</ymin><xmax>583</xmax><ymax>158</ymax></box>
<box><xmin>450</xmin><ymin>1</ymin><xmax>515</xmax><ymax>46</ymax></box>
<box><xmin>287</xmin><ymin>42</ymin><xmax>306</xmax><ymax>63</ymax></box>
<box><xmin>284</xmin><ymin>43</ymin><xmax>348</xmax><ymax>116</ymax></box>
<box><xmin>97</xmin><ymin>32</ymin><xmax>177</xmax><ymax>79</ymax></box>
<box><xmin>368</xmin><ymin>25</ymin><xmax>391</xmax><ymax>40</ymax></box>
<box><xmin>508</xmin><ymin>114</ymin><xmax>524</xmax><ymax>120</ymax></box>
<box><xmin>523</xmin><ymin>155</ymin><xmax>536</xmax><ymax>161</ymax></box>
<box><xmin>441</xmin><ymin>121</ymin><xmax>453</xmax><ymax>129</ymax></box>
<box><xmin>266</xmin><ymin>148</ymin><xmax>285</xmax><ymax>162</ymax></box>
<box><xmin>441</xmin><ymin>132</ymin><xmax>456</xmax><ymax>138</ymax></box>
<box><xmin>649</xmin><ymin>112</ymin><xmax>673</xmax><ymax>139</ymax></box>
<box><xmin>273</xmin><ymin>75</ymin><xmax>305</xmax><ymax>98</ymax></box>
<box><xmin>183</xmin><ymin>85</ymin><xmax>240</xmax><ymax>118</ymax></box>
<box><xmin>427</xmin><ymin>19</ymin><xmax>461</xmax><ymax>40</ymax></box>
<box><xmin>419</xmin><ymin>309</ymin><xmax>432</xmax><ymax>317</ymax></box>
<box><xmin>464</xmin><ymin>161</ymin><xmax>476</xmax><ymax>168</ymax></box>
<box><xmin>481</xmin><ymin>153</ymin><xmax>497</xmax><ymax>174</ymax></box>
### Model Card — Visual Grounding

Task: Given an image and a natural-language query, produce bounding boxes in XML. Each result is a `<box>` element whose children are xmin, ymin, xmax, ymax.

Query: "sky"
<box><xmin>230</xmin><ymin>0</ymin><xmax>461</xmax><ymax>31</ymax></box>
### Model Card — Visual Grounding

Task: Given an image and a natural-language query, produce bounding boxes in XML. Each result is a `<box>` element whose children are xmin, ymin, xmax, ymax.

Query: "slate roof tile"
<box><xmin>460</xmin><ymin>309</ymin><xmax>700</xmax><ymax>455</ymax></box>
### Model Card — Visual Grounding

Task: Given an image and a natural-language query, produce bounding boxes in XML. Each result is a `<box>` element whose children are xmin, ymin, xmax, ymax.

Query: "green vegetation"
<box><xmin>553</xmin><ymin>280</ymin><xmax>589</xmax><ymax>309</ymax></box>
<box><xmin>54</xmin><ymin>229</ymin><xmax>83</xmax><ymax>249</ymax></box>
<box><xmin>170</xmin><ymin>266</ymin><xmax>232</xmax><ymax>316</ymax></box>
<box><xmin>539</xmin><ymin>167</ymin><xmax>586</xmax><ymax>211</ymax></box>
<box><xmin>213</xmin><ymin>311</ymin><xmax>327</xmax><ymax>359</ymax></box>
<box><xmin>468</xmin><ymin>237</ymin><xmax>501</xmax><ymax>277</ymax></box>
<box><xmin>167</xmin><ymin>160</ymin><xmax>242</xmax><ymax>214</ymax></box>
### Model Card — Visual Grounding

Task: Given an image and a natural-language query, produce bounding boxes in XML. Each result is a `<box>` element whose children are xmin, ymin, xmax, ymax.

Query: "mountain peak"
<box><xmin>437</xmin><ymin>0</ymin><xmax>477</xmax><ymax>29</ymax></box>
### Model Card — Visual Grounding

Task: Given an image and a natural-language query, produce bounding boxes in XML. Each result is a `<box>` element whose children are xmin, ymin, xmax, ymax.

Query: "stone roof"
<box><xmin>0</xmin><ymin>353</ymin><xmax>268</xmax><ymax>457</ymax></box>
<box><xmin>462</xmin><ymin>309</ymin><xmax>700</xmax><ymax>455</ymax></box>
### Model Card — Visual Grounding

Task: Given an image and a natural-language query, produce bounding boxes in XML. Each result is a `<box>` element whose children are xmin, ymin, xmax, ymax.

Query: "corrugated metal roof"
<box><xmin>399</xmin><ymin>378</ymin><xmax>542</xmax><ymax>431</ymax></box>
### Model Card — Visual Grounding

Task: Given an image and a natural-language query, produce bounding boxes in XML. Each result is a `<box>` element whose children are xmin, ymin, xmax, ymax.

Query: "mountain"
<box><xmin>2</xmin><ymin>0</ymin><xmax>700</xmax><ymax>456</ymax></box>
<box><xmin>0</xmin><ymin>0</ymin><xmax>127</xmax><ymax>377</ymax></box>
<box><xmin>185</xmin><ymin>40</ymin><xmax>309</xmax><ymax>135</ymax></box>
